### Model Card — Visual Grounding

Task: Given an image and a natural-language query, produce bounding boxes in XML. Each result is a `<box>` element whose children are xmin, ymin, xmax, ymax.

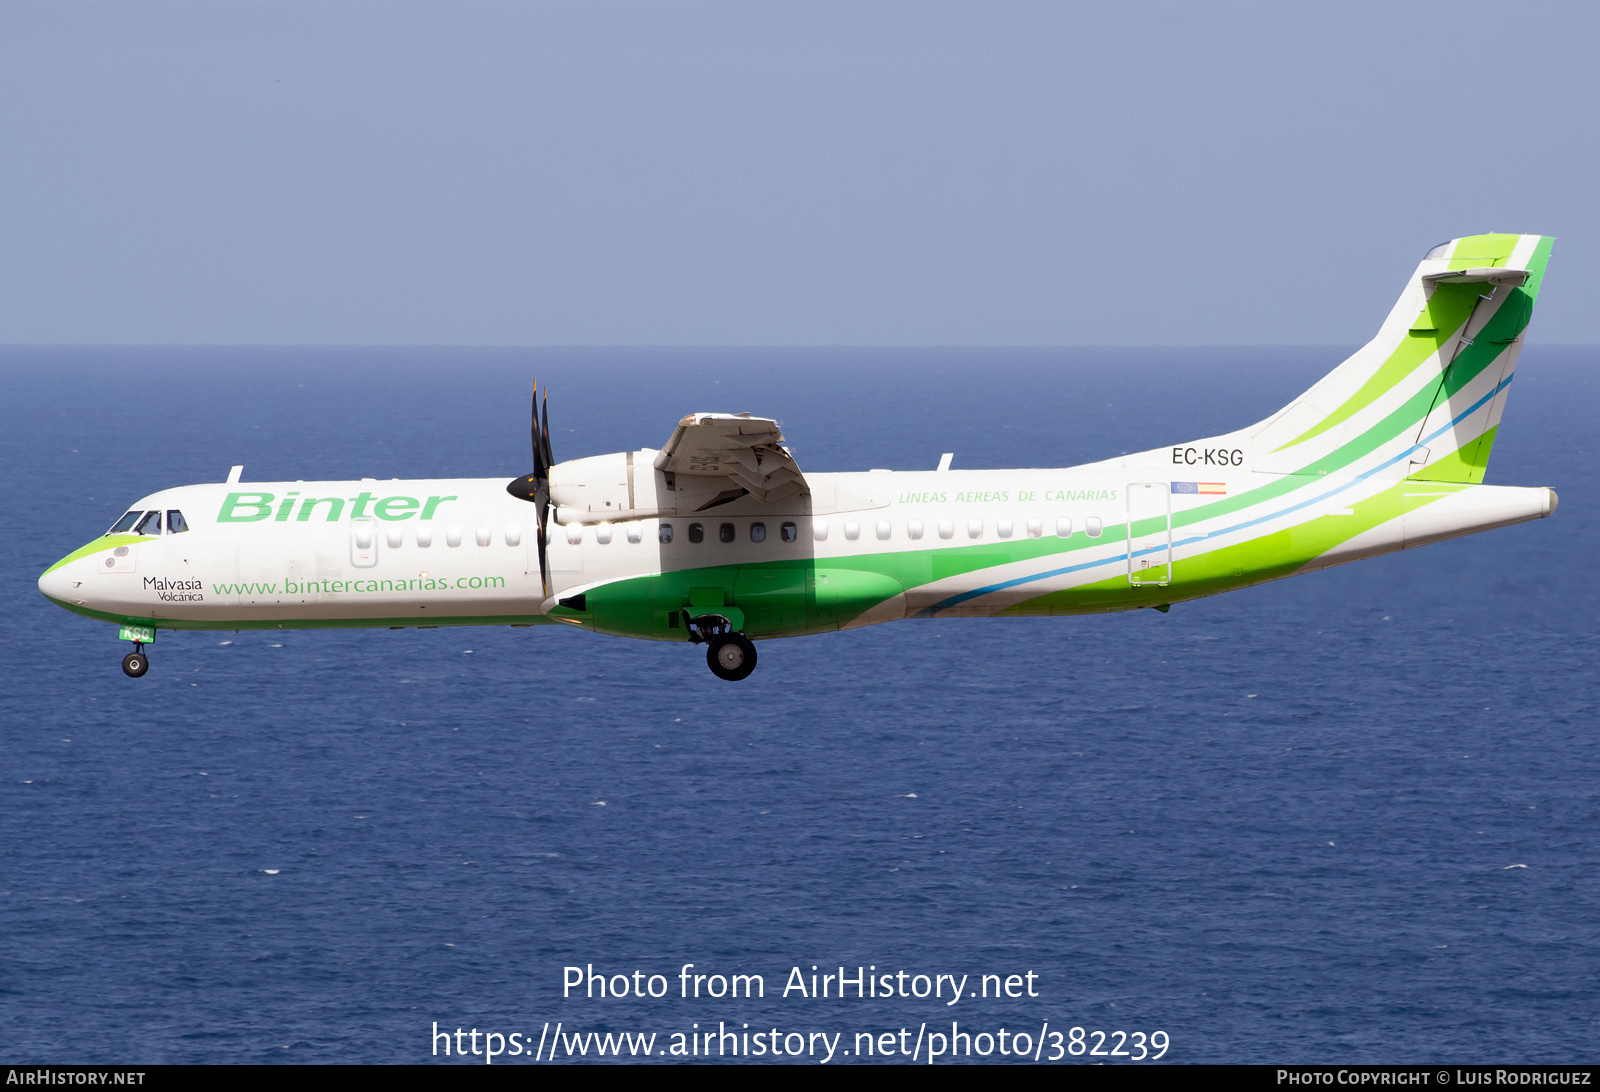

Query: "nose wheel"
<box><xmin>706</xmin><ymin>633</ymin><xmax>757</xmax><ymax>682</ymax></box>
<box><xmin>122</xmin><ymin>646</ymin><xmax>149</xmax><ymax>678</ymax></box>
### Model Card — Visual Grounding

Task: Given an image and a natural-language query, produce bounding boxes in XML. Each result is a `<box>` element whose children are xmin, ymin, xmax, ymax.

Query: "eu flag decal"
<box><xmin>1171</xmin><ymin>481</ymin><xmax>1226</xmax><ymax>495</ymax></box>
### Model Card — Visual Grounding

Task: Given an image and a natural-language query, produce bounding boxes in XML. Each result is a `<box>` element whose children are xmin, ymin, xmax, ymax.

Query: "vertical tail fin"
<box><xmin>1251</xmin><ymin>233</ymin><xmax>1554</xmax><ymax>482</ymax></box>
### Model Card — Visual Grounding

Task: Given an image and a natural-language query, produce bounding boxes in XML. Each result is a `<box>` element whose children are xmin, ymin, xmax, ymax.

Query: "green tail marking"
<box><xmin>1276</xmin><ymin>281</ymin><xmax>1483</xmax><ymax>453</ymax></box>
<box><xmin>1410</xmin><ymin>425</ymin><xmax>1496</xmax><ymax>485</ymax></box>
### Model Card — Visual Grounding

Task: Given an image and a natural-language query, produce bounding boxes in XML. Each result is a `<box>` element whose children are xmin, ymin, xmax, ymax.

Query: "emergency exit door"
<box><xmin>350</xmin><ymin>517</ymin><xmax>379</xmax><ymax>568</ymax></box>
<box><xmin>1126</xmin><ymin>482</ymin><xmax>1172</xmax><ymax>586</ymax></box>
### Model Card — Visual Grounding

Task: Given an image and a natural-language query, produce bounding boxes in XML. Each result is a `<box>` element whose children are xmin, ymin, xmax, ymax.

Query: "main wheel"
<box><xmin>706</xmin><ymin>633</ymin><xmax>757</xmax><ymax>681</ymax></box>
<box><xmin>122</xmin><ymin>651</ymin><xmax>149</xmax><ymax>678</ymax></box>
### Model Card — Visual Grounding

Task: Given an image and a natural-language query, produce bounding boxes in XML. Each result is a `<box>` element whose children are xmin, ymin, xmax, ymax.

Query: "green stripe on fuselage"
<box><xmin>1002</xmin><ymin>481</ymin><xmax>1459</xmax><ymax>615</ymax></box>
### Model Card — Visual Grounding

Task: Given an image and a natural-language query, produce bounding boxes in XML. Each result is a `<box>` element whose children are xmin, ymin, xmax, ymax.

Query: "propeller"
<box><xmin>505</xmin><ymin>381</ymin><xmax>553</xmax><ymax>597</ymax></box>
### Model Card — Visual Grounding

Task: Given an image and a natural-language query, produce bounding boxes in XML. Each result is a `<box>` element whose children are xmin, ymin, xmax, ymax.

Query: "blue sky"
<box><xmin>2</xmin><ymin>1</ymin><xmax>1595</xmax><ymax>345</ymax></box>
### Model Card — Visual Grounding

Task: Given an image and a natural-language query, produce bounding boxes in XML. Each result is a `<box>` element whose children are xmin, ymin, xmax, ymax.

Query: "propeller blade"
<box><xmin>504</xmin><ymin>379</ymin><xmax>554</xmax><ymax>598</ymax></box>
<box><xmin>540</xmin><ymin>392</ymin><xmax>554</xmax><ymax>469</ymax></box>
<box><xmin>535</xmin><ymin>520</ymin><xmax>549</xmax><ymax>598</ymax></box>
<box><xmin>531</xmin><ymin>382</ymin><xmax>546</xmax><ymax>480</ymax></box>
<box><xmin>535</xmin><ymin>386</ymin><xmax>552</xmax><ymax>598</ymax></box>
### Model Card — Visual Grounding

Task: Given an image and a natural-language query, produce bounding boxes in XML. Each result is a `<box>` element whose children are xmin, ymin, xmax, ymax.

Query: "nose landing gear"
<box><xmin>682</xmin><ymin>610</ymin><xmax>758</xmax><ymax>681</ymax></box>
<box><xmin>117</xmin><ymin>624</ymin><xmax>155</xmax><ymax>678</ymax></box>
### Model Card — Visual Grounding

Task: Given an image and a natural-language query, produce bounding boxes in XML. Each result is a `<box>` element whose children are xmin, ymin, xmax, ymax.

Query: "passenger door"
<box><xmin>1125</xmin><ymin>482</ymin><xmax>1172</xmax><ymax>586</ymax></box>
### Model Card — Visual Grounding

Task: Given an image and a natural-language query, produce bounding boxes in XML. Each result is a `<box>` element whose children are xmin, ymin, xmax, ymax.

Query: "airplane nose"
<box><xmin>38</xmin><ymin>562</ymin><xmax>75</xmax><ymax>602</ymax></box>
<box><xmin>39</xmin><ymin>550</ymin><xmax>93</xmax><ymax>605</ymax></box>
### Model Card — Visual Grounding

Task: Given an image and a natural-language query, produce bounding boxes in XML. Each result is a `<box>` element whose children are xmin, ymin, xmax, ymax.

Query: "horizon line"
<box><xmin>9</xmin><ymin>341</ymin><xmax>1588</xmax><ymax>349</ymax></box>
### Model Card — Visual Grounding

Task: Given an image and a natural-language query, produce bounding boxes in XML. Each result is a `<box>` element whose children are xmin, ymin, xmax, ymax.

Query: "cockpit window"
<box><xmin>108</xmin><ymin>511</ymin><xmax>143</xmax><ymax>534</ymax></box>
<box><xmin>166</xmin><ymin>510</ymin><xmax>188</xmax><ymax>534</ymax></box>
<box><xmin>135</xmin><ymin>511</ymin><xmax>163</xmax><ymax>536</ymax></box>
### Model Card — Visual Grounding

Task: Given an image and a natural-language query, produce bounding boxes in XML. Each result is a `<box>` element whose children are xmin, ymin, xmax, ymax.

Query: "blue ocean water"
<box><xmin>2</xmin><ymin>345</ymin><xmax>1598</xmax><ymax>1064</ymax></box>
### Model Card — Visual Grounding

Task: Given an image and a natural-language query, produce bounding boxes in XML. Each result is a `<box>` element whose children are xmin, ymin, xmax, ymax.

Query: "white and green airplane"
<box><xmin>40</xmin><ymin>233</ymin><xmax>1557</xmax><ymax>682</ymax></box>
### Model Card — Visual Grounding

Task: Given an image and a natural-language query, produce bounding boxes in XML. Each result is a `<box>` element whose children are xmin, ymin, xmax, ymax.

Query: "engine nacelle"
<box><xmin>550</xmin><ymin>450</ymin><xmax>657</xmax><ymax>523</ymax></box>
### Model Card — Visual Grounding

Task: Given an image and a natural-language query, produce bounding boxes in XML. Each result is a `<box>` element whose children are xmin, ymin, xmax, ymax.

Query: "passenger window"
<box><xmin>750</xmin><ymin>522</ymin><xmax>767</xmax><ymax>543</ymax></box>
<box><xmin>135</xmin><ymin>511</ymin><xmax>162</xmax><ymax>536</ymax></box>
<box><xmin>475</xmin><ymin>527</ymin><xmax>492</xmax><ymax>547</ymax></box>
<box><xmin>596</xmin><ymin>525</ymin><xmax>613</xmax><ymax>545</ymax></box>
<box><xmin>565</xmin><ymin>525</ymin><xmax>583</xmax><ymax>545</ymax></box>
<box><xmin>108</xmin><ymin>511</ymin><xmax>143</xmax><ymax>534</ymax></box>
<box><xmin>626</xmin><ymin>523</ymin><xmax>642</xmax><ymax>544</ymax></box>
<box><xmin>813</xmin><ymin>521</ymin><xmax>829</xmax><ymax>542</ymax></box>
<box><xmin>997</xmin><ymin>518</ymin><xmax>1013</xmax><ymax>538</ymax></box>
<box><xmin>688</xmin><ymin>523</ymin><xmax>704</xmax><ymax>543</ymax></box>
<box><xmin>446</xmin><ymin>526</ymin><xmax>464</xmax><ymax>547</ymax></box>
<box><xmin>166</xmin><ymin>510</ymin><xmax>189</xmax><ymax>534</ymax></box>
<box><xmin>1086</xmin><ymin>517</ymin><xmax>1103</xmax><ymax>537</ymax></box>
<box><xmin>1056</xmin><ymin>517</ymin><xmax>1073</xmax><ymax>538</ymax></box>
<box><xmin>876</xmin><ymin>520</ymin><xmax>891</xmax><ymax>540</ymax></box>
<box><xmin>505</xmin><ymin>525</ymin><xmax>523</xmax><ymax>547</ymax></box>
<box><xmin>385</xmin><ymin>527</ymin><xmax>403</xmax><ymax>549</ymax></box>
<box><xmin>937</xmin><ymin>519</ymin><xmax>954</xmax><ymax>540</ymax></box>
<box><xmin>908</xmin><ymin>519</ymin><xmax>924</xmax><ymax>540</ymax></box>
<box><xmin>659</xmin><ymin>523</ymin><xmax>674</xmax><ymax>544</ymax></box>
<box><xmin>416</xmin><ymin>527</ymin><xmax>433</xmax><ymax>547</ymax></box>
<box><xmin>967</xmin><ymin>518</ymin><xmax>983</xmax><ymax>539</ymax></box>
<box><xmin>844</xmin><ymin>520</ymin><xmax>860</xmax><ymax>541</ymax></box>
<box><xmin>1026</xmin><ymin>518</ymin><xmax>1043</xmax><ymax>538</ymax></box>
<box><xmin>780</xmin><ymin>522</ymin><xmax>798</xmax><ymax>543</ymax></box>
<box><xmin>719</xmin><ymin>522</ymin><xmax>735</xmax><ymax>543</ymax></box>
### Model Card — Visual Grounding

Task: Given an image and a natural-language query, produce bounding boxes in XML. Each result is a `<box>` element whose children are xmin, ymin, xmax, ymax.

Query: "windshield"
<box><xmin>166</xmin><ymin>510</ymin><xmax>188</xmax><ymax>534</ymax></box>
<box><xmin>134</xmin><ymin>511</ymin><xmax>163</xmax><ymax>536</ymax></box>
<box><xmin>107</xmin><ymin>511</ymin><xmax>143</xmax><ymax>534</ymax></box>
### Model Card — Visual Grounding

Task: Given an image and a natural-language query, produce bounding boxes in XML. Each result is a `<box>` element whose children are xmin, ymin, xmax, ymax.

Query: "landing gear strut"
<box><xmin>683</xmin><ymin>610</ymin><xmax>758</xmax><ymax>681</ymax></box>
<box><xmin>122</xmin><ymin>646</ymin><xmax>149</xmax><ymax>678</ymax></box>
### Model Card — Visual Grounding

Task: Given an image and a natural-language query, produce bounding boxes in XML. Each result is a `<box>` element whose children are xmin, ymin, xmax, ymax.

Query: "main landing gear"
<box><xmin>706</xmin><ymin>633</ymin><xmax>757</xmax><ymax>682</ymax></box>
<box><xmin>683</xmin><ymin>610</ymin><xmax>758</xmax><ymax>682</ymax></box>
<box><xmin>122</xmin><ymin>646</ymin><xmax>149</xmax><ymax>678</ymax></box>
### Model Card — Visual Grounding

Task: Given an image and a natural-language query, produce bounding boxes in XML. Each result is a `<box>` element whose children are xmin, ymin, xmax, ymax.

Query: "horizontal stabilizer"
<box><xmin>1422</xmin><ymin>267</ymin><xmax>1530</xmax><ymax>287</ymax></box>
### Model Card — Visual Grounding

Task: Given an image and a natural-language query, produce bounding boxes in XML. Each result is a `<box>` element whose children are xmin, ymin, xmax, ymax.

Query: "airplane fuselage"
<box><xmin>38</xmin><ymin>464</ymin><xmax>1554</xmax><ymax>642</ymax></box>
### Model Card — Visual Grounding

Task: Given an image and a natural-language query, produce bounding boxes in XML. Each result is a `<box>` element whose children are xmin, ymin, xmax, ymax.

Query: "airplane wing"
<box><xmin>653</xmin><ymin>413</ymin><xmax>808</xmax><ymax>505</ymax></box>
